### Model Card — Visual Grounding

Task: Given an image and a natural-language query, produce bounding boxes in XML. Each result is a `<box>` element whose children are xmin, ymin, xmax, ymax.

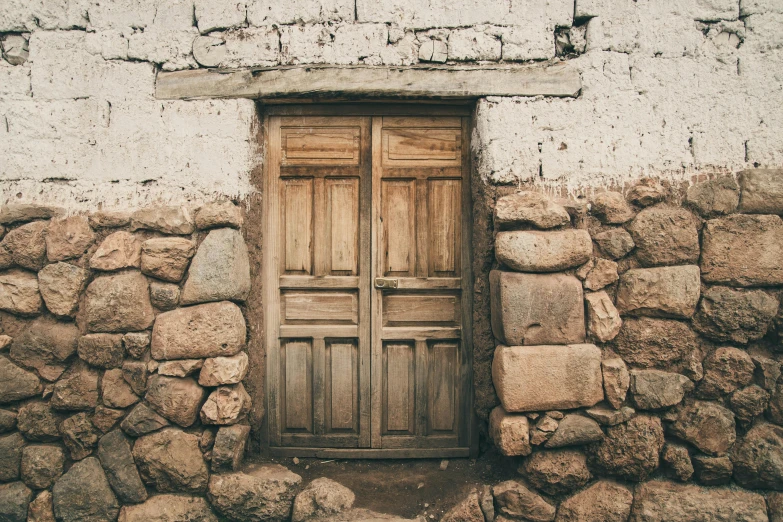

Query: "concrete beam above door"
<box><xmin>155</xmin><ymin>63</ymin><xmax>582</xmax><ymax>101</ymax></box>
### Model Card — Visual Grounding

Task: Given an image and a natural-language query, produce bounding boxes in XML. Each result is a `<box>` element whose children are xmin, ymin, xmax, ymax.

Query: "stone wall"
<box><xmin>0</xmin><ymin>0</ymin><xmax>782</xmax><ymax>208</ymax></box>
<box><xmin>486</xmin><ymin>169</ymin><xmax>783</xmax><ymax>520</ymax></box>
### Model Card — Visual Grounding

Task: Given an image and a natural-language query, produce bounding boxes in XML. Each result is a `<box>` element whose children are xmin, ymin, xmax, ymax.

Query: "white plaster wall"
<box><xmin>0</xmin><ymin>0</ymin><xmax>781</xmax><ymax>209</ymax></box>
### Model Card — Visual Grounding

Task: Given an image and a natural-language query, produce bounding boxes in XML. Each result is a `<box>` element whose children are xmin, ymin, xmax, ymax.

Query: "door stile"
<box><xmin>370</xmin><ymin>116</ymin><xmax>383</xmax><ymax>448</ymax></box>
<box><xmin>357</xmin><ymin>118</ymin><xmax>373</xmax><ymax>448</ymax></box>
<box><xmin>459</xmin><ymin>116</ymin><xmax>475</xmax><ymax>452</ymax></box>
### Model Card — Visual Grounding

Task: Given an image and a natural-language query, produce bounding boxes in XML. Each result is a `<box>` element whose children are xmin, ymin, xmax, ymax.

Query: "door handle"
<box><xmin>374</xmin><ymin>278</ymin><xmax>398</xmax><ymax>289</ymax></box>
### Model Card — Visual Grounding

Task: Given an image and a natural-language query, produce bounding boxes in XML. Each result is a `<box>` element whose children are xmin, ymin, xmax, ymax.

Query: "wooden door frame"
<box><xmin>260</xmin><ymin>102</ymin><xmax>477</xmax><ymax>459</ymax></box>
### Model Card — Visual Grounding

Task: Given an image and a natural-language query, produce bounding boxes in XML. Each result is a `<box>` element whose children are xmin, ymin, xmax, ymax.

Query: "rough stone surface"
<box><xmin>585</xmin><ymin>291</ymin><xmax>622</xmax><ymax>342</ymax></box>
<box><xmin>693</xmin><ymin>286</ymin><xmax>779</xmax><ymax>344</ymax></box>
<box><xmin>0</xmin><ymin>482</ymin><xmax>32</xmax><ymax>522</ymax></box>
<box><xmin>586</xmin><ymin>406</ymin><xmax>635</xmax><ymax>426</ymax></box>
<box><xmin>77</xmin><ymin>333</ymin><xmax>124</xmax><ymax>369</ymax></box>
<box><xmin>83</xmin><ymin>271</ymin><xmax>155</xmax><ymax>333</ymax></box>
<box><xmin>701</xmin><ymin>214</ymin><xmax>783</xmax><ymax>286</ymax></box>
<box><xmin>10</xmin><ymin>316</ymin><xmax>78</xmax><ymax>381</ymax></box>
<box><xmin>0</xmin><ymin>432</ymin><xmax>25</xmax><ymax>482</ymax></box>
<box><xmin>630</xmin><ymin>369</ymin><xmax>691</xmax><ymax>410</ymax></box>
<box><xmin>211</xmin><ymin>424</ymin><xmax>250</xmax><ymax>472</ymax></box>
<box><xmin>732</xmin><ymin>422</ymin><xmax>783</xmax><ymax>490</ymax></box>
<box><xmin>602</xmin><ymin>357</ymin><xmax>630</xmax><ymax>409</ymax></box>
<box><xmin>0</xmin><ymin>357</ymin><xmax>41</xmax><ymax>404</ymax></box>
<box><xmin>208</xmin><ymin>464</ymin><xmax>302</xmax><ymax>522</ymax></box>
<box><xmin>120</xmin><ymin>402</ymin><xmax>170</xmax><ymax>437</ymax></box>
<box><xmin>292</xmin><ymin>477</ymin><xmax>355</xmax><ymax>522</ymax></box>
<box><xmin>692</xmin><ymin>455</ymin><xmax>733</xmax><ymax>485</ymax></box>
<box><xmin>495</xmin><ymin>230</ymin><xmax>592</xmax><ymax>272</ymax></box>
<box><xmin>37</xmin><ymin>262</ymin><xmax>89</xmax><ymax>317</ymax></box>
<box><xmin>545</xmin><ymin>414</ymin><xmax>604</xmax><ymax>448</ymax></box>
<box><xmin>21</xmin><ymin>444</ymin><xmax>64</xmax><ymax>489</ymax></box>
<box><xmin>122</xmin><ymin>360</ymin><xmax>149</xmax><ymax>396</ymax></box>
<box><xmin>489</xmin><ymin>406</ymin><xmax>531</xmax><ymax>457</ymax></box>
<box><xmin>195</xmin><ymin>201</ymin><xmax>243</xmax><ymax>230</ymax></box>
<box><xmin>440</xmin><ymin>489</ymin><xmax>484</xmax><ymax>522</ymax></box>
<box><xmin>731</xmin><ymin>384</ymin><xmax>770</xmax><ymax>425</ymax></box>
<box><xmin>493</xmin><ymin>192</ymin><xmax>570</xmax><ymax>230</ymax></box>
<box><xmin>610</xmin><ymin>317</ymin><xmax>704</xmax><ymax>372</ymax></box>
<box><xmin>662</xmin><ymin>443</ymin><xmax>693</xmax><ymax>482</ymax></box>
<box><xmin>739</xmin><ymin>168</ymin><xmax>783</xmax><ymax>214</ymax></box>
<box><xmin>524</xmin><ymin>449</ymin><xmax>591</xmax><ymax>496</ymax></box>
<box><xmin>685</xmin><ymin>175</ymin><xmax>740</xmax><ymax>217</ymax></box>
<box><xmin>0</xmin><ymin>269</ymin><xmax>42</xmax><ymax>316</ymax></box>
<box><xmin>0</xmin><ymin>206</ymin><xmax>56</xmax><ymax>225</ymax></box>
<box><xmin>555</xmin><ymin>480</ymin><xmax>632</xmax><ymax>522</ymax></box>
<box><xmin>59</xmin><ymin>412</ymin><xmax>99</xmax><ymax>460</ymax></box>
<box><xmin>199</xmin><ymin>352</ymin><xmax>248</xmax><ymax>386</ymax></box>
<box><xmin>45</xmin><ymin>216</ymin><xmax>94</xmax><ymax>262</ymax></box>
<box><xmin>91</xmin><ymin>406</ymin><xmax>125</xmax><ymax>434</ymax></box>
<box><xmin>490</xmin><ymin>271</ymin><xmax>585</xmax><ymax>346</ymax></box>
<box><xmin>133</xmin><ymin>428</ymin><xmax>209</xmax><ymax>494</ymax></box>
<box><xmin>627</xmin><ymin>179</ymin><xmax>666</xmax><ymax>207</ymax></box>
<box><xmin>697</xmin><ymin>347</ymin><xmax>755</xmax><ymax>398</ymax></box>
<box><xmin>592</xmin><ymin>192</ymin><xmax>635</xmax><ymax>224</ymax></box>
<box><xmin>0</xmin><ymin>410</ymin><xmax>16</xmax><ymax>434</ymax></box>
<box><xmin>669</xmin><ymin>400</ymin><xmax>736</xmax><ymax>456</ymax></box>
<box><xmin>181</xmin><ymin>228</ymin><xmax>250</xmax><ymax>305</ymax></box>
<box><xmin>2</xmin><ymin>221</ymin><xmax>48</xmax><ymax>271</ymax></box>
<box><xmin>130</xmin><ymin>207</ymin><xmax>195</xmax><ymax>235</ymax></box>
<box><xmin>16</xmin><ymin>402</ymin><xmax>61</xmax><ymax>441</ymax></box>
<box><xmin>200</xmin><ymin>383</ymin><xmax>251</xmax><ymax>425</ymax></box>
<box><xmin>627</xmin><ymin>208</ymin><xmax>700</xmax><ymax>267</ymax></box>
<box><xmin>27</xmin><ymin>490</ymin><xmax>55</xmax><ymax>522</ymax></box>
<box><xmin>123</xmin><ymin>331</ymin><xmax>151</xmax><ymax>359</ymax></box>
<box><xmin>97</xmin><ymin>429</ymin><xmax>147</xmax><ymax>504</ymax></box>
<box><xmin>52</xmin><ymin>457</ymin><xmax>119</xmax><ymax>522</ymax></box>
<box><xmin>89</xmin><ymin>231</ymin><xmax>142</xmax><ymax>271</ymax></box>
<box><xmin>145</xmin><ymin>375</ymin><xmax>207</xmax><ymax>427</ymax></box>
<box><xmin>493</xmin><ymin>344</ymin><xmax>603</xmax><ymax>412</ymax></box>
<box><xmin>492</xmin><ymin>480</ymin><xmax>555</xmax><ymax>522</ymax></box>
<box><xmin>102</xmin><ymin>368</ymin><xmax>140</xmax><ymax>408</ymax></box>
<box><xmin>592</xmin><ymin>228</ymin><xmax>635</xmax><ymax>260</ymax></box>
<box><xmin>118</xmin><ymin>495</ymin><xmax>219</xmax><ymax>522</ymax></box>
<box><xmin>89</xmin><ymin>211</ymin><xmax>131</xmax><ymax>229</ymax></box>
<box><xmin>753</xmin><ymin>354</ymin><xmax>781</xmax><ymax>391</ymax></box>
<box><xmin>151</xmin><ymin>301</ymin><xmax>246</xmax><ymax>360</ymax></box>
<box><xmin>51</xmin><ymin>362</ymin><xmax>99</xmax><ymax>411</ymax></box>
<box><xmin>140</xmin><ymin>237</ymin><xmax>196</xmax><ymax>282</ymax></box>
<box><xmin>586</xmin><ymin>415</ymin><xmax>664</xmax><ymax>482</ymax></box>
<box><xmin>616</xmin><ymin>265</ymin><xmax>701</xmax><ymax>319</ymax></box>
<box><xmin>149</xmin><ymin>281</ymin><xmax>180</xmax><ymax>310</ymax></box>
<box><xmin>158</xmin><ymin>359</ymin><xmax>204</xmax><ymax>377</ymax></box>
<box><xmin>584</xmin><ymin>259</ymin><xmax>618</xmax><ymax>291</ymax></box>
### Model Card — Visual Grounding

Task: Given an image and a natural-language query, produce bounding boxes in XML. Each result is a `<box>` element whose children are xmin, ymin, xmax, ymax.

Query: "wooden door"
<box><xmin>265</xmin><ymin>110</ymin><xmax>472</xmax><ymax>458</ymax></box>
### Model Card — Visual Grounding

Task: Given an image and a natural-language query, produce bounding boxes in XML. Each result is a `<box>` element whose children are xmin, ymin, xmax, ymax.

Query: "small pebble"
<box><xmin>417</xmin><ymin>482</ymin><xmax>424</xmax><ymax>489</ymax></box>
<box><xmin>440</xmin><ymin>460</ymin><xmax>449</xmax><ymax>471</ymax></box>
<box><xmin>305</xmin><ymin>465</ymin><xmax>310</xmax><ymax>470</ymax></box>
<box><xmin>292</xmin><ymin>457</ymin><xmax>299</xmax><ymax>465</ymax></box>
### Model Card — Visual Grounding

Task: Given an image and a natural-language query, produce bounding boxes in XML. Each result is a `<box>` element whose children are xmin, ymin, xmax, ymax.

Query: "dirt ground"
<box><xmin>248</xmin><ymin>449</ymin><xmax>519</xmax><ymax>519</ymax></box>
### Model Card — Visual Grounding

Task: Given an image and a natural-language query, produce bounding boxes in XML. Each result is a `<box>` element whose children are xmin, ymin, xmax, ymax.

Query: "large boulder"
<box><xmin>586</xmin><ymin>415</ymin><xmax>664</xmax><ymax>482</ymax></box>
<box><xmin>591</xmin><ymin>192</ymin><xmax>635</xmax><ymax>224</ymax></box>
<box><xmin>77</xmin><ymin>333</ymin><xmax>125</xmax><ymax>369</ymax></box>
<box><xmin>492</xmin><ymin>480</ymin><xmax>555</xmax><ymax>522</ymax></box>
<box><xmin>145</xmin><ymin>375</ymin><xmax>207</xmax><ymax>427</ymax></box>
<box><xmin>292</xmin><ymin>478</ymin><xmax>355</xmax><ymax>522</ymax></box>
<box><xmin>200</xmin><ymin>383</ymin><xmax>252</xmax><ymax>425</ymax></box>
<box><xmin>629</xmin><ymin>370</ymin><xmax>691</xmax><ymax>410</ymax></box>
<box><xmin>89</xmin><ymin>231</ymin><xmax>142</xmax><ymax>271</ymax></box>
<box><xmin>692</xmin><ymin>286</ymin><xmax>779</xmax><ymax>344</ymax></box>
<box><xmin>211</xmin><ymin>424</ymin><xmax>250</xmax><ymax>472</ymax></box>
<box><xmin>696</xmin><ymin>347</ymin><xmax>755</xmax><ymax>398</ymax></box>
<box><xmin>661</xmin><ymin>442</ymin><xmax>693</xmax><ymax>482</ymax></box>
<box><xmin>495</xmin><ymin>230</ymin><xmax>592</xmax><ymax>272</ymax></box>
<box><xmin>732</xmin><ymin>423</ymin><xmax>783</xmax><ymax>490</ymax></box>
<box><xmin>52</xmin><ymin>457</ymin><xmax>120</xmax><ymax>522</ymax></box>
<box><xmin>9</xmin><ymin>316</ymin><xmax>78</xmax><ymax>381</ymax></box>
<box><xmin>609</xmin><ymin>317</ymin><xmax>704</xmax><ymax>373</ymax></box>
<box><xmin>0</xmin><ymin>432</ymin><xmax>25</xmax><ymax>482</ymax></box>
<box><xmin>120</xmin><ymin>403</ymin><xmax>169</xmax><ymax>437</ymax></box>
<box><xmin>627</xmin><ymin>207</ymin><xmax>700</xmax><ymax>267</ymax></box>
<box><xmin>83</xmin><ymin>271</ymin><xmax>155</xmax><ymax>333</ymax></box>
<box><xmin>489</xmin><ymin>406</ymin><xmax>531</xmax><ymax>457</ymax></box>
<box><xmin>208</xmin><ymin>464</ymin><xmax>302</xmax><ymax>521</ymax></box>
<box><xmin>130</xmin><ymin>207</ymin><xmax>195</xmax><ymax>235</ymax></box>
<box><xmin>668</xmin><ymin>400</ymin><xmax>735</xmax><ymax>456</ymax></box>
<box><xmin>2</xmin><ymin>221</ymin><xmax>48</xmax><ymax>270</ymax></box>
<box><xmin>37</xmin><ymin>262</ymin><xmax>89</xmax><ymax>317</ymax></box>
<box><xmin>738</xmin><ymin>168</ymin><xmax>783</xmax><ymax>214</ymax></box>
<box><xmin>199</xmin><ymin>352</ymin><xmax>249</xmax><ymax>386</ymax></box>
<box><xmin>692</xmin><ymin>455</ymin><xmax>733</xmax><ymax>485</ymax></box>
<box><xmin>16</xmin><ymin>402</ymin><xmax>62</xmax><ymax>441</ymax></box>
<box><xmin>0</xmin><ymin>357</ymin><xmax>41</xmax><ymax>404</ymax></box>
<box><xmin>555</xmin><ymin>480</ymin><xmax>632</xmax><ymax>522</ymax></box>
<box><xmin>140</xmin><ymin>238</ymin><xmax>196</xmax><ymax>283</ymax></box>
<box><xmin>0</xmin><ymin>482</ymin><xmax>32</xmax><ymax>522</ymax></box>
<box><xmin>493</xmin><ymin>192</ymin><xmax>570</xmax><ymax>230</ymax></box>
<box><xmin>45</xmin><ymin>216</ymin><xmax>95</xmax><ymax>262</ymax></box>
<box><xmin>524</xmin><ymin>449</ymin><xmax>591</xmax><ymax>496</ymax></box>
<box><xmin>21</xmin><ymin>444</ymin><xmax>64</xmax><ymax>490</ymax></box>
<box><xmin>119</xmin><ymin>495</ymin><xmax>218</xmax><ymax>522</ymax></box>
<box><xmin>97</xmin><ymin>430</ymin><xmax>148</xmax><ymax>504</ymax></box>
<box><xmin>701</xmin><ymin>214</ymin><xmax>783</xmax><ymax>286</ymax></box>
<box><xmin>730</xmin><ymin>385</ymin><xmax>770</xmax><ymax>426</ymax></box>
<box><xmin>133</xmin><ymin>428</ymin><xmax>209</xmax><ymax>494</ymax></box>
<box><xmin>50</xmin><ymin>361</ymin><xmax>99</xmax><ymax>411</ymax></box>
<box><xmin>629</xmin><ymin>480</ymin><xmax>767</xmax><ymax>522</ymax></box>
<box><xmin>492</xmin><ymin>344</ymin><xmax>603</xmax><ymax>412</ymax></box>
<box><xmin>615</xmin><ymin>266</ymin><xmax>700</xmax><ymax>319</ymax></box>
<box><xmin>59</xmin><ymin>412</ymin><xmax>100</xmax><ymax>460</ymax></box>
<box><xmin>490</xmin><ymin>271</ymin><xmax>585</xmax><ymax>346</ymax></box>
<box><xmin>151</xmin><ymin>301</ymin><xmax>246</xmax><ymax>360</ymax></box>
<box><xmin>0</xmin><ymin>269</ymin><xmax>42</xmax><ymax>315</ymax></box>
<box><xmin>685</xmin><ymin>175</ymin><xmax>740</xmax><ymax>218</ymax></box>
<box><xmin>181</xmin><ymin>228</ymin><xmax>250</xmax><ymax>305</ymax></box>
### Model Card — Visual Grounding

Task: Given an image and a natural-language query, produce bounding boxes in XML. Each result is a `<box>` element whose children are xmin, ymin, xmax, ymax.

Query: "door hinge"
<box><xmin>374</xmin><ymin>278</ymin><xmax>398</xmax><ymax>289</ymax></box>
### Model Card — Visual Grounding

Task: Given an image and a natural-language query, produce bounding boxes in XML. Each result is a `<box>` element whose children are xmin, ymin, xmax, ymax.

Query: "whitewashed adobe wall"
<box><xmin>0</xmin><ymin>0</ymin><xmax>782</xmax><ymax>209</ymax></box>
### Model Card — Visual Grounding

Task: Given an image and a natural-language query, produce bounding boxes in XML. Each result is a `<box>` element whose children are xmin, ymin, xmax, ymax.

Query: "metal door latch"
<box><xmin>374</xmin><ymin>278</ymin><xmax>398</xmax><ymax>289</ymax></box>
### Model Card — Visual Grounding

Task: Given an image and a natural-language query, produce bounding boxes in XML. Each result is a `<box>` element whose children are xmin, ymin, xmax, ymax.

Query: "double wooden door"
<box><xmin>264</xmin><ymin>110</ymin><xmax>473</xmax><ymax>457</ymax></box>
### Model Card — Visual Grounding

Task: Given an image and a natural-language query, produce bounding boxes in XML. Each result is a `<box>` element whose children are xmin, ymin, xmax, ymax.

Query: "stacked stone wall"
<box><xmin>486</xmin><ymin>169</ymin><xmax>783</xmax><ymax>520</ymax></box>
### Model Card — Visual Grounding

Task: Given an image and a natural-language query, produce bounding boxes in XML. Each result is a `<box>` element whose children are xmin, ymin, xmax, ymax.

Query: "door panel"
<box><xmin>266</xmin><ymin>112</ymin><xmax>472</xmax><ymax>456</ymax></box>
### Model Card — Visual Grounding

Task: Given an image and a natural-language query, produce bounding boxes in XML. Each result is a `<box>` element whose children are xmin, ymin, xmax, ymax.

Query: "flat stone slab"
<box><xmin>495</xmin><ymin>230</ymin><xmax>592</xmax><ymax>272</ymax></box>
<box><xmin>492</xmin><ymin>344</ymin><xmax>603</xmax><ymax>412</ymax></box>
